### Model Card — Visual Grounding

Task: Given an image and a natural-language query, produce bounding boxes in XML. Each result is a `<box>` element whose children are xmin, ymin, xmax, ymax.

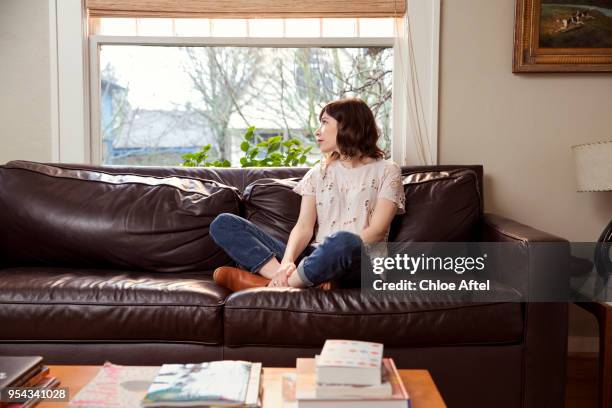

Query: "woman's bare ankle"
<box><xmin>258</xmin><ymin>257</ymin><xmax>281</xmax><ymax>279</ymax></box>
<box><xmin>288</xmin><ymin>271</ymin><xmax>308</xmax><ymax>288</ymax></box>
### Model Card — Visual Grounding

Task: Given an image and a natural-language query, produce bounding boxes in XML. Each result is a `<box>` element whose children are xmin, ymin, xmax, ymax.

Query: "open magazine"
<box><xmin>141</xmin><ymin>361</ymin><xmax>262</xmax><ymax>407</ymax></box>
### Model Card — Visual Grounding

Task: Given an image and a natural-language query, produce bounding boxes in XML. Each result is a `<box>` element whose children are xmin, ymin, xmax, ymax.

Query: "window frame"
<box><xmin>89</xmin><ymin>34</ymin><xmax>397</xmax><ymax>166</ymax></box>
<box><xmin>50</xmin><ymin>0</ymin><xmax>439</xmax><ymax>165</ymax></box>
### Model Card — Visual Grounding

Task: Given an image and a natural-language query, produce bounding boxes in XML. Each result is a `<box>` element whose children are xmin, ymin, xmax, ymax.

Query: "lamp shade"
<box><xmin>572</xmin><ymin>141</ymin><xmax>612</xmax><ymax>192</ymax></box>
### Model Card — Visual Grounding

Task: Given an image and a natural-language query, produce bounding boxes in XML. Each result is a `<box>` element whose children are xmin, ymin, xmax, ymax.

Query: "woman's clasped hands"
<box><xmin>268</xmin><ymin>261</ymin><xmax>296</xmax><ymax>287</ymax></box>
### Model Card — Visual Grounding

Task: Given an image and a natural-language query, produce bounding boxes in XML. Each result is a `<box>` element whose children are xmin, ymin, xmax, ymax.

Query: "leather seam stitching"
<box><xmin>0</xmin><ymin>301</ymin><xmax>224</xmax><ymax>307</ymax></box>
<box><xmin>0</xmin><ymin>339</ymin><xmax>221</xmax><ymax>345</ymax></box>
<box><xmin>224</xmin><ymin>301</ymin><xmax>522</xmax><ymax>315</ymax></box>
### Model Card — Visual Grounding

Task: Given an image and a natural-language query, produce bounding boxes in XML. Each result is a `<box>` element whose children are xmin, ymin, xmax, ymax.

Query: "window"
<box><xmin>91</xmin><ymin>18</ymin><xmax>395</xmax><ymax>166</ymax></box>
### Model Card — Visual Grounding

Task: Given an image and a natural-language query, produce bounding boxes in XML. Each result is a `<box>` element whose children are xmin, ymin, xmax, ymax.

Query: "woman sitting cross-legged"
<box><xmin>210</xmin><ymin>98</ymin><xmax>405</xmax><ymax>291</ymax></box>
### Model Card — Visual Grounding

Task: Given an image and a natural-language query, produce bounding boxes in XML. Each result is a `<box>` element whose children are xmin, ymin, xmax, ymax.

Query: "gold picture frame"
<box><xmin>513</xmin><ymin>0</ymin><xmax>612</xmax><ymax>72</ymax></box>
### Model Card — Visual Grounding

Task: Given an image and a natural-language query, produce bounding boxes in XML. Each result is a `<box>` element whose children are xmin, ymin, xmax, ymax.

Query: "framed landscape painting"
<box><xmin>513</xmin><ymin>0</ymin><xmax>612</xmax><ymax>72</ymax></box>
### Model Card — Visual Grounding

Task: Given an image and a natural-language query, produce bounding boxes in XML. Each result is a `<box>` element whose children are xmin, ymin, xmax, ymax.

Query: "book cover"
<box><xmin>69</xmin><ymin>362</ymin><xmax>161</xmax><ymax>408</ymax></box>
<box><xmin>317</xmin><ymin>340</ymin><xmax>383</xmax><ymax>369</ymax></box>
<box><xmin>316</xmin><ymin>340</ymin><xmax>384</xmax><ymax>386</ymax></box>
<box><xmin>141</xmin><ymin>361</ymin><xmax>261</xmax><ymax>408</ymax></box>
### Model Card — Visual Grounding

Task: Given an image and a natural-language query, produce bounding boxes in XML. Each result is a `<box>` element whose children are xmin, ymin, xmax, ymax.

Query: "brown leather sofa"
<box><xmin>0</xmin><ymin>160</ymin><xmax>569</xmax><ymax>408</ymax></box>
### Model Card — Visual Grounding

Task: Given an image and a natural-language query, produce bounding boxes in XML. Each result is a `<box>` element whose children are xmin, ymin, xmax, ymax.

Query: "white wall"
<box><xmin>0</xmin><ymin>0</ymin><xmax>53</xmax><ymax>163</ymax></box>
<box><xmin>438</xmin><ymin>0</ymin><xmax>612</xmax><ymax>345</ymax></box>
<box><xmin>439</xmin><ymin>0</ymin><xmax>612</xmax><ymax>242</ymax></box>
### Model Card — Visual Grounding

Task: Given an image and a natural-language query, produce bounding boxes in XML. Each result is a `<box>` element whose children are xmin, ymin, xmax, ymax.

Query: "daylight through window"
<box><xmin>94</xmin><ymin>18</ymin><xmax>394</xmax><ymax>166</ymax></box>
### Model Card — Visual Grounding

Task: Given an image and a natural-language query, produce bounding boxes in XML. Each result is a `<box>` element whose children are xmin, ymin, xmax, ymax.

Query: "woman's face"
<box><xmin>315</xmin><ymin>112</ymin><xmax>338</xmax><ymax>154</ymax></box>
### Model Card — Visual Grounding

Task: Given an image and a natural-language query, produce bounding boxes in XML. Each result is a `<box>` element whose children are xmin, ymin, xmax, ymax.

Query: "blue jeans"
<box><xmin>209</xmin><ymin>213</ymin><xmax>367</xmax><ymax>287</ymax></box>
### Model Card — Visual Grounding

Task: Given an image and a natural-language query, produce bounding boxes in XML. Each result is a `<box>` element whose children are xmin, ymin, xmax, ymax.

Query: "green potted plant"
<box><xmin>181</xmin><ymin>126</ymin><xmax>316</xmax><ymax>168</ymax></box>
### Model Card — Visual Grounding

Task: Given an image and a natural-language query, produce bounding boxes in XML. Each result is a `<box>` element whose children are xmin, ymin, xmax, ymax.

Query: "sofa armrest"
<box><xmin>480</xmin><ymin>213</ymin><xmax>567</xmax><ymax>243</ymax></box>
<box><xmin>479</xmin><ymin>213</ymin><xmax>569</xmax><ymax>408</ymax></box>
<box><xmin>478</xmin><ymin>213</ymin><xmax>570</xmax><ymax>299</ymax></box>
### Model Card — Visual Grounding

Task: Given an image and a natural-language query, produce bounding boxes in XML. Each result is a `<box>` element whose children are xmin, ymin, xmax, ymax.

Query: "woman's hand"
<box><xmin>268</xmin><ymin>261</ymin><xmax>296</xmax><ymax>287</ymax></box>
<box><xmin>278</xmin><ymin>261</ymin><xmax>297</xmax><ymax>277</ymax></box>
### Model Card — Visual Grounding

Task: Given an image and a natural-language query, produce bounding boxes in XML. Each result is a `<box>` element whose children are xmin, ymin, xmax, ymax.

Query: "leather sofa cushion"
<box><xmin>243</xmin><ymin>177</ymin><xmax>303</xmax><ymax>243</ymax></box>
<box><xmin>224</xmin><ymin>285</ymin><xmax>523</xmax><ymax>347</ymax></box>
<box><xmin>0</xmin><ymin>267</ymin><xmax>228</xmax><ymax>344</ymax></box>
<box><xmin>389</xmin><ymin>169</ymin><xmax>481</xmax><ymax>242</ymax></box>
<box><xmin>0</xmin><ymin>161</ymin><xmax>241</xmax><ymax>272</ymax></box>
<box><xmin>243</xmin><ymin>168</ymin><xmax>481</xmax><ymax>244</ymax></box>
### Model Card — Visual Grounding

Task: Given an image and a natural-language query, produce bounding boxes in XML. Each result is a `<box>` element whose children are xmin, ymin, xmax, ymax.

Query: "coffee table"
<box><xmin>38</xmin><ymin>365</ymin><xmax>446</xmax><ymax>408</ymax></box>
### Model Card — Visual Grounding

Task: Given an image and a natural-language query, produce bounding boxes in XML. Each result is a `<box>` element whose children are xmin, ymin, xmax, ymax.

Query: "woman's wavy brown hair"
<box><xmin>319</xmin><ymin>98</ymin><xmax>385</xmax><ymax>163</ymax></box>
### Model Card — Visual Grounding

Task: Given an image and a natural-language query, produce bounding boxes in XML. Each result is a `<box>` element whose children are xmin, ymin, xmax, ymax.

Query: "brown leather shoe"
<box><xmin>213</xmin><ymin>266</ymin><xmax>270</xmax><ymax>292</ymax></box>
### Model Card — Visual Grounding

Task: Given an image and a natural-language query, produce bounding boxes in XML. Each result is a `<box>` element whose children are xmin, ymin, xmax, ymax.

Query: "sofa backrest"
<box><xmin>241</xmin><ymin>167</ymin><xmax>482</xmax><ymax>244</ymax></box>
<box><xmin>389</xmin><ymin>168</ymin><xmax>482</xmax><ymax>242</ymax></box>
<box><xmin>53</xmin><ymin>162</ymin><xmax>484</xmax><ymax>243</ymax></box>
<box><xmin>0</xmin><ymin>161</ymin><xmax>483</xmax><ymax>272</ymax></box>
<box><xmin>52</xmin><ymin>162</ymin><xmax>483</xmax><ymax>203</ymax></box>
<box><xmin>53</xmin><ymin>163</ymin><xmax>311</xmax><ymax>193</ymax></box>
<box><xmin>0</xmin><ymin>161</ymin><xmax>241</xmax><ymax>272</ymax></box>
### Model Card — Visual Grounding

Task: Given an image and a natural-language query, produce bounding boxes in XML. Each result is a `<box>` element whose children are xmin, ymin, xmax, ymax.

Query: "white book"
<box><xmin>316</xmin><ymin>340</ymin><xmax>383</xmax><ymax>386</ymax></box>
<box><xmin>316</xmin><ymin>362</ymin><xmax>392</xmax><ymax>399</ymax></box>
<box><xmin>295</xmin><ymin>359</ymin><xmax>409</xmax><ymax>408</ymax></box>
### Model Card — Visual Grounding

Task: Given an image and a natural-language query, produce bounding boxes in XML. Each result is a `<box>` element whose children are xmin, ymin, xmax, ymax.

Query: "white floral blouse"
<box><xmin>293</xmin><ymin>158</ymin><xmax>405</xmax><ymax>247</ymax></box>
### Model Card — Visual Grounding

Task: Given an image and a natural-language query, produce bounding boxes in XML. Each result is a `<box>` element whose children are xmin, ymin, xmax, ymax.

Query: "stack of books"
<box><xmin>140</xmin><ymin>361</ymin><xmax>262</xmax><ymax>407</ymax></box>
<box><xmin>0</xmin><ymin>356</ymin><xmax>60</xmax><ymax>408</ymax></box>
<box><xmin>294</xmin><ymin>340</ymin><xmax>410</xmax><ymax>407</ymax></box>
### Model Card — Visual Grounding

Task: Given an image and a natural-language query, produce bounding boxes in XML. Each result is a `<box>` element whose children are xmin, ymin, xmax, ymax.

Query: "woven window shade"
<box><xmin>86</xmin><ymin>0</ymin><xmax>406</xmax><ymax>18</ymax></box>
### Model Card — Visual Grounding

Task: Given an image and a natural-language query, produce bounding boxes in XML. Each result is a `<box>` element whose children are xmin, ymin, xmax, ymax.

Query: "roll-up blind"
<box><xmin>86</xmin><ymin>0</ymin><xmax>406</xmax><ymax>18</ymax></box>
